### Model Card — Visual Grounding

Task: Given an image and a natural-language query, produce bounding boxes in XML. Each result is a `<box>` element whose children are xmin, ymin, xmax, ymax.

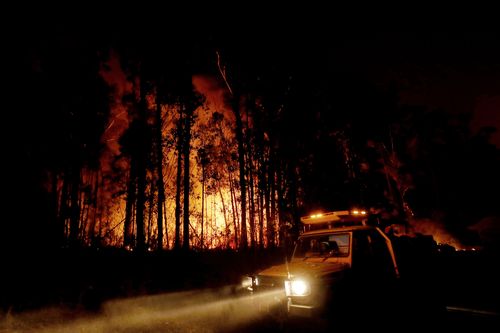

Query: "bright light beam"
<box><xmin>1</xmin><ymin>286</ymin><xmax>285</xmax><ymax>333</ymax></box>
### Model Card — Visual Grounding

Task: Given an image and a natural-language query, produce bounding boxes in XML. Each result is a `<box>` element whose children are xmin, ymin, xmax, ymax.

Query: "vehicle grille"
<box><xmin>257</xmin><ymin>275</ymin><xmax>285</xmax><ymax>291</ymax></box>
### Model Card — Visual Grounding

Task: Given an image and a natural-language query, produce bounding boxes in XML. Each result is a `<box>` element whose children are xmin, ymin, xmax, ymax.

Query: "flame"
<box><xmin>59</xmin><ymin>66</ymin><xmax>275</xmax><ymax>249</ymax></box>
<box><xmin>193</xmin><ymin>75</ymin><xmax>234</xmax><ymax>124</ymax></box>
<box><xmin>131</xmin><ymin>74</ymin><xmax>254</xmax><ymax>249</ymax></box>
<box><xmin>100</xmin><ymin>50</ymin><xmax>132</xmax><ymax>165</ymax></box>
<box><xmin>408</xmin><ymin>218</ymin><xmax>463</xmax><ymax>250</ymax></box>
<box><xmin>468</xmin><ymin>216</ymin><xmax>500</xmax><ymax>248</ymax></box>
<box><xmin>92</xmin><ymin>51</ymin><xmax>133</xmax><ymax>245</ymax></box>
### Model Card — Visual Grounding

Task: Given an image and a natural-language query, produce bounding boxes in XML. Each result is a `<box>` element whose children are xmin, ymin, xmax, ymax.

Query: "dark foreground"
<box><xmin>0</xmin><ymin>289</ymin><xmax>498</xmax><ymax>332</ymax></box>
<box><xmin>1</xmin><ymin>248</ymin><xmax>499</xmax><ymax>332</ymax></box>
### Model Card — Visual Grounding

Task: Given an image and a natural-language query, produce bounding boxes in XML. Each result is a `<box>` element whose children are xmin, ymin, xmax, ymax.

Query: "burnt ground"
<box><xmin>0</xmin><ymin>247</ymin><xmax>499</xmax><ymax>332</ymax></box>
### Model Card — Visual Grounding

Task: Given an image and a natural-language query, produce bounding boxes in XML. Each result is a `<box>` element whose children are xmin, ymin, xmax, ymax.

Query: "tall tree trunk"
<box><xmin>269</xmin><ymin>153</ymin><xmax>276</xmax><ymax>247</ymax></box>
<box><xmin>174</xmin><ymin>108</ymin><xmax>183</xmax><ymax>250</ymax></box>
<box><xmin>97</xmin><ymin>174</ymin><xmax>104</xmax><ymax>247</ymax></box>
<box><xmin>288</xmin><ymin>162</ymin><xmax>300</xmax><ymax>236</ymax></box>
<box><xmin>51</xmin><ymin>171</ymin><xmax>62</xmax><ymax>246</ymax></box>
<box><xmin>258</xmin><ymin>192</ymin><xmax>264</xmax><ymax>248</ymax></box>
<box><xmin>182</xmin><ymin>106</ymin><xmax>193</xmax><ymax>251</ymax></box>
<box><xmin>59</xmin><ymin>171</ymin><xmax>69</xmax><ymax>243</ymax></box>
<box><xmin>147</xmin><ymin>183</ymin><xmax>155</xmax><ymax>248</ymax></box>
<box><xmin>52</xmin><ymin>172</ymin><xmax>67</xmax><ymax>246</ymax></box>
<box><xmin>124</xmin><ymin>160</ymin><xmax>137</xmax><ymax>248</ymax></box>
<box><xmin>79</xmin><ymin>172</ymin><xmax>90</xmax><ymax>242</ymax></box>
<box><xmin>277</xmin><ymin>163</ymin><xmax>286</xmax><ymax>246</ymax></box>
<box><xmin>258</xmin><ymin>159</ymin><xmax>264</xmax><ymax>249</ymax></box>
<box><xmin>248</xmin><ymin>167</ymin><xmax>256</xmax><ymax>249</ymax></box>
<box><xmin>231</xmin><ymin>95</ymin><xmax>247</xmax><ymax>249</ymax></box>
<box><xmin>245</xmin><ymin>116</ymin><xmax>256</xmax><ymax>249</ymax></box>
<box><xmin>228</xmin><ymin>170</ymin><xmax>239</xmax><ymax>248</ymax></box>
<box><xmin>69</xmin><ymin>165</ymin><xmax>80</xmax><ymax>248</ymax></box>
<box><xmin>89</xmin><ymin>171</ymin><xmax>99</xmax><ymax>248</ymax></box>
<box><xmin>88</xmin><ymin>171</ymin><xmax>98</xmax><ymax>245</ymax></box>
<box><xmin>63</xmin><ymin>177</ymin><xmax>70</xmax><ymax>240</ymax></box>
<box><xmin>200</xmin><ymin>163</ymin><xmax>205</xmax><ymax>249</ymax></box>
<box><xmin>218</xmin><ymin>184</ymin><xmax>230</xmax><ymax>248</ymax></box>
<box><xmin>135</xmin><ymin>144</ymin><xmax>146</xmax><ymax>252</ymax></box>
<box><xmin>155</xmin><ymin>92</ymin><xmax>165</xmax><ymax>251</ymax></box>
<box><xmin>212</xmin><ymin>196</ymin><xmax>216</xmax><ymax>248</ymax></box>
<box><xmin>264</xmin><ymin>155</ymin><xmax>273</xmax><ymax>248</ymax></box>
<box><xmin>163</xmin><ymin>201</ymin><xmax>169</xmax><ymax>249</ymax></box>
<box><xmin>135</xmin><ymin>74</ymin><xmax>147</xmax><ymax>253</ymax></box>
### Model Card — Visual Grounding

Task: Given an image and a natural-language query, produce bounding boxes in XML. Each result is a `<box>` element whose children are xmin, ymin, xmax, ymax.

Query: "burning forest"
<box><xmin>43</xmin><ymin>51</ymin><xmax>291</xmax><ymax>251</ymax></box>
<box><xmin>6</xmin><ymin>23</ymin><xmax>499</xmax><ymax>255</ymax></box>
<box><xmin>2</xmin><ymin>18</ymin><xmax>500</xmax><ymax>331</ymax></box>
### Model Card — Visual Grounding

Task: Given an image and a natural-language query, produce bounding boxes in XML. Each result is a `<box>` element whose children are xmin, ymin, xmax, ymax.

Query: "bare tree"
<box><xmin>155</xmin><ymin>90</ymin><xmax>165</xmax><ymax>250</ymax></box>
<box><xmin>174</xmin><ymin>108</ymin><xmax>183</xmax><ymax>250</ymax></box>
<box><xmin>182</xmin><ymin>105</ymin><xmax>194</xmax><ymax>251</ymax></box>
<box><xmin>134</xmin><ymin>71</ymin><xmax>149</xmax><ymax>253</ymax></box>
<box><xmin>216</xmin><ymin>51</ymin><xmax>247</xmax><ymax>249</ymax></box>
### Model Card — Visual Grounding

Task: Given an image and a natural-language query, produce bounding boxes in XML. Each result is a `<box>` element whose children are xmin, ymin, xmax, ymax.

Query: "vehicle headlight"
<box><xmin>285</xmin><ymin>279</ymin><xmax>310</xmax><ymax>296</ymax></box>
<box><xmin>241</xmin><ymin>276</ymin><xmax>253</xmax><ymax>289</ymax></box>
<box><xmin>242</xmin><ymin>275</ymin><xmax>259</xmax><ymax>291</ymax></box>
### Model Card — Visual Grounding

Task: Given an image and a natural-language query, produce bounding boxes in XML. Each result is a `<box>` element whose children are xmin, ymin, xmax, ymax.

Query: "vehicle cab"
<box><xmin>284</xmin><ymin>210</ymin><xmax>399</xmax><ymax>320</ymax></box>
<box><xmin>246</xmin><ymin>209</ymin><xmax>400</xmax><ymax>325</ymax></box>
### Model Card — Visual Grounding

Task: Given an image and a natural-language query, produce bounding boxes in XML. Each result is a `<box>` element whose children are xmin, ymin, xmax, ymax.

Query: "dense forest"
<box><xmin>3</xmin><ymin>22</ymin><xmax>499</xmax><ymax>255</ymax></box>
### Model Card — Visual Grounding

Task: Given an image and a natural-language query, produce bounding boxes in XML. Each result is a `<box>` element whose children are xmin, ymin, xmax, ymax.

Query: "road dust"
<box><xmin>0</xmin><ymin>286</ymin><xmax>284</xmax><ymax>333</ymax></box>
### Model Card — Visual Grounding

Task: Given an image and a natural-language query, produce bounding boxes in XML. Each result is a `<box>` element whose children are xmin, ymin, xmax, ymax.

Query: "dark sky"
<box><xmin>7</xmin><ymin>17</ymin><xmax>500</xmax><ymax>145</ymax></box>
<box><xmin>327</xmin><ymin>32</ymin><xmax>500</xmax><ymax>145</ymax></box>
<box><xmin>194</xmin><ymin>29</ymin><xmax>500</xmax><ymax>145</ymax></box>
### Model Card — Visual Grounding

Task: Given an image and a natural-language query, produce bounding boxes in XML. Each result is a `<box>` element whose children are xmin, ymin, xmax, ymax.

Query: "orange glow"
<box><xmin>99</xmin><ymin>50</ymin><xmax>132</xmax><ymax>169</ymax></box>
<box><xmin>67</xmin><ymin>69</ymin><xmax>273</xmax><ymax>249</ymax></box>
<box><xmin>408</xmin><ymin>218</ymin><xmax>463</xmax><ymax>250</ymax></box>
<box><xmin>193</xmin><ymin>75</ymin><xmax>234</xmax><ymax>125</ymax></box>
<box><xmin>96</xmin><ymin>51</ymin><xmax>133</xmax><ymax>246</ymax></box>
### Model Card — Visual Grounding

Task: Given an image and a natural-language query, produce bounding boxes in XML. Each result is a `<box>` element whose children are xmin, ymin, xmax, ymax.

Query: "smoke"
<box><xmin>469</xmin><ymin>216</ymin><xmax>500</xmax><ymax>248</ymax></box>
<box><xmin>0</xmin><ymin>286</ymin><xmax>284</xmax><ymax>333</ymax></box>
<box><xmin>192</xmin><ymin>75</ymin><xmax>235</xmax><ymax>125</ymax></box>
<box><xmin>89</xmin><ymin>51</ymin><xmax>134</xmax><ymax>245</ymax></box>
<box><xmin>408</xmin><ymin>218</ymin><xmax>463</xmax><ymax>249</ymax></box>
<box><xmin>99</xmin><ymin>50</ymin><xmax>133</xmax><ymax>168</ymax></box>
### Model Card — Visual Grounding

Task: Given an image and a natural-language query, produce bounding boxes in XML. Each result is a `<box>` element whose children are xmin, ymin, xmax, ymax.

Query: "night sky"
<box><xmin>329</xmin><ymin>32</ymin><xmax>500</xmax><ymax>144</ymax></box>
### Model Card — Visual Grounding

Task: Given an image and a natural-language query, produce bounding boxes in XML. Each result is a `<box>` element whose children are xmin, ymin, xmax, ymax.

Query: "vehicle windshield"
<box><xmin>294</xmin><ymin>233</ymin><xmax>350</xmax><ymax>259</ymax></box>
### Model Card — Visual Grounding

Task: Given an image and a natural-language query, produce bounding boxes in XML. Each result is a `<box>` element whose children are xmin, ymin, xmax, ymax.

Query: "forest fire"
<box><xmin>4</xmin><ymin>25</ymin><xmax>500</xmax><ymax>333</ymax></box>
<box><xmin>408</xmin><ymin>218</ymin><xmax>463</xmax><ymax>250</ymax></box>
<box><xmin>47</xmin><ymin>56</ymin><xmax>282</xmax><ymax>251</ymax></box>
<box><xmin>26</xmin><ymin>28</ymin><xmax>498</xmax><ymax>256</ymax></box>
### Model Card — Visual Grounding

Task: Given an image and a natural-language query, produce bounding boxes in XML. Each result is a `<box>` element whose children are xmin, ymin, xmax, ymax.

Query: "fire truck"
<box><xmin>246</xmin><ymin>210</ymin><xmax>401</xmax><ymax>326</ymax></box>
